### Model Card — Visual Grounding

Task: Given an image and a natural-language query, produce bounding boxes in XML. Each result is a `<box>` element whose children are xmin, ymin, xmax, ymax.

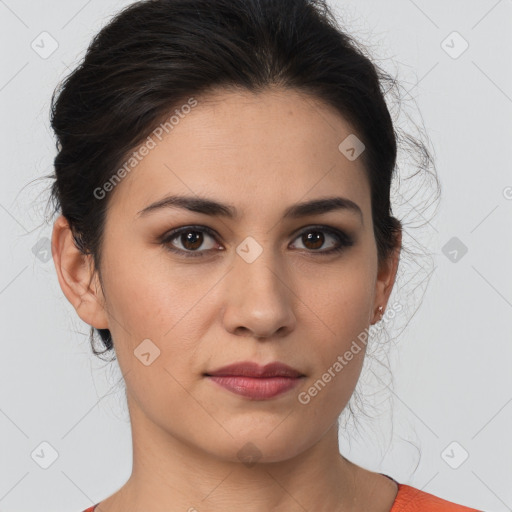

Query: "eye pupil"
<box><xmin>183</xmin><ymin>231</ymin><xmax>203</xmax><ymax>250</ymax></box>
<box><xmin>303</xmin><ymin>231</ymin><xmax>324</xmax><ymax>250</ymax></box>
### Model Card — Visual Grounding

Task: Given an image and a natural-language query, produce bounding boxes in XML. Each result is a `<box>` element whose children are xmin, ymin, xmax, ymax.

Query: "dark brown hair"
<box><xmin>46</xmin><ymin>0</ymin><xmax>437</xmax><ymax>359</ymax></box>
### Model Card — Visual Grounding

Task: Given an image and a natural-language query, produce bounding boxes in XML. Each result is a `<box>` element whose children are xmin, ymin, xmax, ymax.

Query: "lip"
<box><xmin>204</xmin><ymin>361</ymin><xmax>305</xmax><ymax>400</ymax></box>
<box><xmin>204</xmin><ymin>361</ymin><xmax>304</xmax><ymax>378</ymax></box>
<box><xmin>206</xmin><ymin>375</ymin><xmax>303</xmax><ymax>400</ymax></box>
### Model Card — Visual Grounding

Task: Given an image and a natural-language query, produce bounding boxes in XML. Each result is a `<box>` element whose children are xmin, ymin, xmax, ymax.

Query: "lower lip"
<box><xmin>206</xmin><ymin>375</ymin><xmax>303</xmax><ymax>400</ymax></box>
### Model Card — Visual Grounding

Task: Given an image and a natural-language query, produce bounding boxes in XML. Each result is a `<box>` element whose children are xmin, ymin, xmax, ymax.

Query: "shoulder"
<box><xmin>391</xmin><ymin>483</ymin><xmax>482</xmax><ymax>512</ymax></box>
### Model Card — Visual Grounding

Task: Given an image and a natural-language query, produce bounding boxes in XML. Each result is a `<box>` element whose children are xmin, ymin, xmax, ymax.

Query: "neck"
<box><xmin>104</xmin><ymin>395</ymin><xmax>362</xmax><ymax>512</ymax></box>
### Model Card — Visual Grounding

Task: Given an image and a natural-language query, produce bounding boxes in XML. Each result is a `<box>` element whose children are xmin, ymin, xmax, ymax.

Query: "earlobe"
<box><xmin>51</xmin><ymin>215</ymin><xmax>109</xmax><ymax>330</ymax></box>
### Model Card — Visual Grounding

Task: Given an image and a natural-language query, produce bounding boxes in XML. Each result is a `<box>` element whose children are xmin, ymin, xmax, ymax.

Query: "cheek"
<box><xmin>304</xmin><ymin>253</ymin><xmax>375</xmax><ymax>338</ymax></box>
<box><xmin>101</xmin><ymin>244</ymin><xmax>200</xmax><ymax>341</ymax></box>
<box><xmin>300</xmin><ymin>256</ymin><xmax>374</xmax><ymax>385</ymax></box>
<box><xmin>100</xmin><ymin>254</ymin><xmax>204</xmax><ymax>414</ymax></box>
<box><xmin>99</xmin><ymin>245</ymin><xmax>216</xmax><ymax>395</ymax></box>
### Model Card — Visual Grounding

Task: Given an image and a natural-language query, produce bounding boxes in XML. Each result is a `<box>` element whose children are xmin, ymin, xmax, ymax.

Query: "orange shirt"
<box><xmin>81</xmin><ymin>477</ymin><xmax>481</xmax><ymax>511</ymax></box>
<box><xmin>389</xmin><ymin>483</ymin><xmax>481</xmax><ymax>511</ymax></box>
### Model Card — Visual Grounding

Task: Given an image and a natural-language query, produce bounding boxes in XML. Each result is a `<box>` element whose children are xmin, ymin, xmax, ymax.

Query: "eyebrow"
<box><xmin>136</xmin><ymin>195</ymin><xmax>363</xmax><ymax>223</ymax></box>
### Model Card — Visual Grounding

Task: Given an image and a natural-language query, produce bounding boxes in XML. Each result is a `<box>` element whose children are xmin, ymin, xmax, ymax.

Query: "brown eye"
<box><xmin>301</xmin><ymin>231</ymin><xmax>325</xmax><ymax>250</ymax></box>
<box><xmin>180</xmin><ymin>230</ymin><xmax>205</xmax><ymax>250</ymax></box>
<box><xmin>161</xmin><ymin>226</ymin><xmax>219</xmax><ymax>257</ymax></box>
<box><xmin>290</xmin><ymin>226</ymin><xmax>353</xmax><ymax>254</ymax></box>
<box><xmin>160</xmin><ymin>224</ymin><xmax>353</xmax><ymax>259</ymax></box>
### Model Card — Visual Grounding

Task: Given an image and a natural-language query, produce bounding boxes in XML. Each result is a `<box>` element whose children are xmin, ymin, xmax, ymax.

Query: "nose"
<box><xmin>221</xmin><ymin>247</ymin><xmax>297</xmax><ymax>339</ymax></box>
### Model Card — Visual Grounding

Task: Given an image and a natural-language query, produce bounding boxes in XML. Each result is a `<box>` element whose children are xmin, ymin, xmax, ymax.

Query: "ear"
<box><xmin>371</xmin><ymin>227</ymin><xmax>402</xmax><ymax>324</ymax></box>
<box><xmin>51</xmin><ymin>215</ymin><xmax>109</xmax><ymax>330</ymax></box>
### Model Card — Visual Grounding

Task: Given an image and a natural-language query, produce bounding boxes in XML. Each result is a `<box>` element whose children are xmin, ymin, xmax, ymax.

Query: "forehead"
<box><xmin>108</xmin><ymin>87</ymin><xmax>371</xmax><ymax>221</ymax></box>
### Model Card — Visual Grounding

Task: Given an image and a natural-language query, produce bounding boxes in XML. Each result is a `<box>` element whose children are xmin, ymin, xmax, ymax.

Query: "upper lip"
<box><xmin>204</xmin><ymin>361</ymin><xmax>305</xmax><ymax>378</ymax></box>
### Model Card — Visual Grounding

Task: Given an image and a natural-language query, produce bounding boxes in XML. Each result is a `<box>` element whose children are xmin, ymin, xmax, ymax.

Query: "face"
<box><xmin>53</xmin><ymin>87</ymin><xmax>399</xmax><ymax>464</ymax></box>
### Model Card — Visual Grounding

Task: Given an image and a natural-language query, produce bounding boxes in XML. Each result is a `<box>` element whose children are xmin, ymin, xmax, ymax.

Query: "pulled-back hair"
<box><xmin>46</xmin><ymin>0</ymin><xmax>436</xmax><ymax>358</ymax></box>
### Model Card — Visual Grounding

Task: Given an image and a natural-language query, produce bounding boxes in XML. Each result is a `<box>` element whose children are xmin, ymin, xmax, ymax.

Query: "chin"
<box><xmin>199</xmin><ymin>426</ymin><xmax>315</xmax><ymax>465</ymax></box>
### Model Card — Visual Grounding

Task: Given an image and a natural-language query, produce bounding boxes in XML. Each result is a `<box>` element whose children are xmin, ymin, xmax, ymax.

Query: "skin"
<box><xmin>52</xmin><ymin>87</ymin><xmax>401</xmax><ymax>512</ymax></box>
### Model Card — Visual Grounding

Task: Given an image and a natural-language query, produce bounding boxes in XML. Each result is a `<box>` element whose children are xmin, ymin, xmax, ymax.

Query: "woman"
<box><xmin>48</xmin><ymin>0</ymin><xmax>481</xmax><ymax>510</ymax></box>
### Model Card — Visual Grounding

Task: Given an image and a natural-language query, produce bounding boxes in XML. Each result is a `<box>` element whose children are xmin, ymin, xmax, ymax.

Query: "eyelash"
<box><xmin>159</xmin><ymin>225</ymin><xmax>354</xmax><ymax>259</ymax></box>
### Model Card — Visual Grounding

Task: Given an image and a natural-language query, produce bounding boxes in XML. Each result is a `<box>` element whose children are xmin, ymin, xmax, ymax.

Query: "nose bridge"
<box><xmin>235</xmin><ymin>235</ymin><xmax>285</xmax><ymax>299</ymax></box>
<box><xmin>222</xmin><ymin>235</ymin><xmax>295</xmax><ymax>337</ymax></box>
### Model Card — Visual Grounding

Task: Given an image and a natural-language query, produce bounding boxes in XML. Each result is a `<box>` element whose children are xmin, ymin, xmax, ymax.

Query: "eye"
<box><xmin>160</xmin><ymin>225</ymin><xmax>354</xmax><ymax>258</ymax></box>
<box><xmin>290</xmin><ymin>226</ymin><xmax>354</xmax><ymax>255</ymax></box>
<box><xmin>161</xmin><ymin>226</ymin><xmax>220</xmax><ymax>258</ymax></box>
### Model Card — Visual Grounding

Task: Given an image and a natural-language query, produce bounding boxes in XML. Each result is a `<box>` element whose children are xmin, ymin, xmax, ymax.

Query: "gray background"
<box><xmin>0</xmin><ymin>0</ymin><xmax>511</xmax><ymax>511</ymax></box>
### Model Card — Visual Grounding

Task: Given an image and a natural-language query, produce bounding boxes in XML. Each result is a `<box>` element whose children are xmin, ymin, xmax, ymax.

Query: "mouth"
<box><xmin>203</xmin><ymin>361</ymin><xmax>306</xmax><ymax>400</ymax></box>
<box><xmin>204</xmin><ymin>375</ymin><xmax>305</xmax><ymax>400</ymax></box>
<box><xmin>204</xmin><ymin>361</ymin><xmax>305</xmax><ymax>378</ymax></box>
